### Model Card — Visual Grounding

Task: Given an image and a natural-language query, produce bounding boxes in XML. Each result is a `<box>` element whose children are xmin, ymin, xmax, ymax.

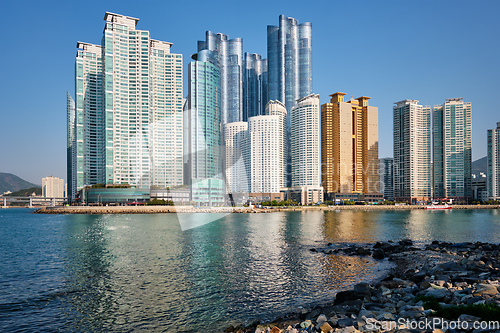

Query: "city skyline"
<box><xmin>1</xmin><ymin>0</ymin><xmax>499</xmax><ymax>184</ymax></box>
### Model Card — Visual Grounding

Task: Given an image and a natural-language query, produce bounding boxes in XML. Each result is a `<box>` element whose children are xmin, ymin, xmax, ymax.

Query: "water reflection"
<box><xmin>322</xmin><ymin>210</ymin><xmax>382</xmax><ymax>243</ymax></box>
<box><xmin>46</xmin><ymin>209</ymin><xmax>500</xmax><ymax>332</ymax></box>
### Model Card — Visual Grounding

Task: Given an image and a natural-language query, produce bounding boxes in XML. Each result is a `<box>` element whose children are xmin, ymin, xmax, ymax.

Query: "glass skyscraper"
<box><xmin>195</xmin><ymin>31</ymin><xmax>243</xmax><ymax>125</ymax></box>
<box><xmin>184</xmin><ymin>47</ymin><xmax>225</xmax><ymax>206</ymax></box>
<box><xmin>243</xmin><ymin>52</ymin><xmax>268</xmax><ymax>121</ymax></box>
<box><xmin>68</xmin><ymin>13</ymin><xmax>183</xmax><ymax>200</ymax></box>
<box><xmin>267</xmin><ymin>15</ymin><xmax>312</xmax><ymax>129</ymax></box>
<box><xmin>433</xmin><ymin>98</ymin><xmax>472</xmax><ymax>201</ymax></box>
<box><xmin>66</xmin><ymin>92</ymin><xmax>75</xmax><ymax>201</ymax></box>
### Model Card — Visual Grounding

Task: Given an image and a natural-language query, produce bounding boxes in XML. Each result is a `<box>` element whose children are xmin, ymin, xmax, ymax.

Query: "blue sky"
<box><xmin>0</xmin><ymin>0</ymin><xmax>499</xmax><ymax>184</ymax></box>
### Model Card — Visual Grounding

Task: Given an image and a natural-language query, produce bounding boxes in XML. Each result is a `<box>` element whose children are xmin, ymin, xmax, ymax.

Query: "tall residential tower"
<box><xmin>393</xmin><ymin>100</ymin><xmax>432</xmax><ymax>202</ymax></box>
<box><xmin>68</xmin><ymin>13</ymin><xmax>183</xmax><ymax>200</ymax></box>
<box><xmin>433</xmin><ymin>98</ymin><xmax>472</xmax><ymax>201</ymax></box>
<box><xmin>321</xmin><ymin>93</ymin><xmax>379</xmax><ymax>197</ymax></box>
<box><xmin>487</xmin><ymin>122</ymin><xmax>500</xmax><ymax>200</ymax></box>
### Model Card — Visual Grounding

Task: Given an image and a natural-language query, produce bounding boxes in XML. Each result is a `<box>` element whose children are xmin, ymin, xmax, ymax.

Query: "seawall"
<box><xmin>33</xmin><ymin>204</ymin><xmax>499</xmax><ymax>214</ymax></box>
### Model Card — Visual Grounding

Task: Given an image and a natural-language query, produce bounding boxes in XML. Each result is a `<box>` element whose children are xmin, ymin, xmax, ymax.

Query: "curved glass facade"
<box><xmin>243</xmin><ymin>53</ymin><xmax>268</xmax><ymax>121</ymax></box>
<box><xmin>196</xmin><ymin>31</ymin><xmax>243</xmax><ymax>124</ymax></box>
<box><xmin>267</xmin><ymin>15</ymin><xmax>312</xmax><ymax>129</ymax></box>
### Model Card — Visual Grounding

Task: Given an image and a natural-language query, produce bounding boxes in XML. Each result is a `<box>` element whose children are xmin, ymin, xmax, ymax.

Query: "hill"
<box><xmin>0</xmin><ymin>173</ymin><xmax>40</xmax><ymax>194</ymax></box>
<box><xmin>5</xmin><ymin>187</ymin><xmax>42</xmax><ymax>197</ymax></box>
<box><xmin>472</xmin><ymin>156</ymin><xmax>487</xmax><ymax>176</ymax></box>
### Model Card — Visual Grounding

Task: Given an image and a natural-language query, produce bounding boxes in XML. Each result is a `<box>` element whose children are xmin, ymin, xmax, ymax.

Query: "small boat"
<box><xmin>425</xmin><ymin>203</ymin><xmax>452</xmax><ymax>210</ymax></box>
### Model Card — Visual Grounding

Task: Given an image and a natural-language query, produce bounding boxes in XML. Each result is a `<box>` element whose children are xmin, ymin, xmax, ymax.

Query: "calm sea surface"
<box><xmin>1</xmin><ymin>208</ymin><xmax>500</xmax><ymax>332</ymax></box>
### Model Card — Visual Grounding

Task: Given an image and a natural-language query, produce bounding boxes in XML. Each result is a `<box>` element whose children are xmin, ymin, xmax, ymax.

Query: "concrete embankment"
<box><xmin>33</xmin><ymin>204</ymin><xmax>498</xmax><ymax>214</ymax></box>
<box><xmin>33</xmin><ymin>206</ymin><xmax>257</xmax><ymax>214</ymax></box>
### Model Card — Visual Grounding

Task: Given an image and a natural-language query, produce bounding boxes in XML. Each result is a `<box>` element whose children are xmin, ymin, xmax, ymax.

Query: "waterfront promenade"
<box><xmin>33</xmin><ymin>204</ymin><xmax>499</xmax><ymax>214</ymax></box>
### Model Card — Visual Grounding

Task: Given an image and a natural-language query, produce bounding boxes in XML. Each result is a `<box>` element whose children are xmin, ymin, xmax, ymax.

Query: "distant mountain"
<box><xmin>0</xmin><ymin>173</ymin><xmax>40</xmax><ymax>194</ymax></box>
<box><xmin>472</xmin><ymin>156</ymin><xmax>487</xmax><ymax>176</ymax></box>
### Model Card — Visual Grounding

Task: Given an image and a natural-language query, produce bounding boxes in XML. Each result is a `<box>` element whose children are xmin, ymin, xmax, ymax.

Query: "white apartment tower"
<box><xmin>225</xmin><ymin>122</ymin><xmax>250</xmax><ymax>193</ymax></box>
<box><xmin>249</xmin><ymin>115</ymin><xmax>282</xmax><ymax>193</ymax></box>
<box><xmin>69</xmin><ymin>13</ymin><xmax>183</xmax><ymax>199</ymax></box>
<box><xmin>488</xmin><ymin>122</ymin><xmax>500</xmax><ymax>200</ymax></box>
<box><xmin>264</xmin><ymin>100</ymin><xmax>287</xmax><ymax>189</ymax></box>
<box><xmin>290</xmin><ymin>94</ymin><xmax>321</xmax><ymax>187</ymax></box>
<box><xmin>42</xmin><ymin>176</ymin><xmax>65</xmax><ymax>198</ymax></box>
<box><xmin>393</xmin><ymin>100</ymin><xmax>432</xmax><ymax>202</ymax></box>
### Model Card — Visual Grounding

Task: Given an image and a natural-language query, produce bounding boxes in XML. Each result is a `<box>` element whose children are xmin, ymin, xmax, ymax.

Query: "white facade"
<box><xmin>42</xmin><ymin>176</ymin><xmax>65</xmax><ymax>198</ymax></box>
<box><xmin>290</xmin><ymin>94</ymin><xmax>321</xmax><ymax>187</ymax></box>
<box><xmin>393</xmin><ymin>100</ymin><xmax>431</xmax><ymax>201</ymax></box>
<box><xmin>264</xmin><ymin>100</ymin><xmax>287</xmax><ymax>188</ymax></box>
<box><xmin>249</xmin><ymin>115</ymin><xmax>282</xmax><ymax>193</ymax></box>
<box><xmin>225</xmin><ymin>122</ymin><xmax>250</xmax><ymax>193</ymax></box>
<box><xmin>488</xmin><ymin>122</ymin><xmax>500</xmax><ymax>199</ymax></box>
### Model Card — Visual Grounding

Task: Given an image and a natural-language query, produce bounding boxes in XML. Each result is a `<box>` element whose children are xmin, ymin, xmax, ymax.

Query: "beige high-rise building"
<box><xmin>321</xmin><ymin>93</ymin><xmax>379</xmax><ymax>197</ymax></box>
<box><xmin>42</xmin><ymin>176</ymin><xmax>65</xmax><ymax>198</ymax></box>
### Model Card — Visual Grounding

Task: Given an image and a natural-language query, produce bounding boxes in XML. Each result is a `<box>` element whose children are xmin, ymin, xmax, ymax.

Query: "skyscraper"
<box><xmin>379</xmin><ymin>158</ymin><xmax>394</xmax><ymax>201</ymax></box>
<box><xmin>487</xmin><ymin>122</ymin><xmax>500</xmax><ymax>200</ymax></box>
<box><xmin>393</xmin><ymin>100</ymin><xmax>432</xmax><ymax>202</ymax></box>
<box><xmin>433</xmin><ymin>98</ymin><xmax>472</xmax><ymax>201</ymax></box>
<box><xmin>243</xmin><ymin>52</ymin><xmax>268</xmax><ymax>121</ymax></box>
<box><xmin>265</xmin><ymin>100</ymin><xmax>287</xmax><ymax>188</ymax></box>
<box><xmin>321</xmin><ymin>93</ymin><xmax>379</xmax><ymax>197</ymax></box>
<box><xmin>225</xmin><ymin>122</ymin><xmax>250</xmax><ymax>193</ymax></box>
<box><xmin>290</xmin><ymin>94</ymin><xmax>321</xmax><ymax>187</ymax></box>
<box><xmin>249</xmin><ymin>115</ymin><xmax>283</xmax><ymax>193</ymax></box>
<box><xmin>195</xmin><ymin>31</ymin><xmax>243</xmax><ymax>125</ymax></box>
<box><xmin>267</xmin><ymin>15</ymin><xmax>312</xmax><ymax>129</ymax></box>
<box><xmin>184</xmin><ymin>45</ymin><xmax>225</xmax><ymax>206</ymax></box>
<box><xmin>69</xmin><ymin>13</ymin><xmax>183</xmax><ymax>200</ymax></box>
<box><xmin>66</xmin><ymin>92</ymin><xmax>75</xmax><ymax>200</ymax></box>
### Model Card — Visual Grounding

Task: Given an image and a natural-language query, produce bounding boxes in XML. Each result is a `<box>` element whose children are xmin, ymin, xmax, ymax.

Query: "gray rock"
<box><xmin>473</xmin><ymin>283</ymin><xmax>499</xmax><ymax>296</ymax></box>
<box><xmin>372</xmin><ymin>249</ymin><xmax>385</xmax><ymax>260</ymax></box>
<box><xmin>397</xmin><ymin>300</ymin><xmax>406</xmax><ymax>308</ymax></box>
<box><xmin>337</xmin><ymin>318</ymin><xmax>355</xmax><ymax>328</ymax></box>
<box><xmin>425</xmin><ymin>288</ymin><xmax>449</xmax><ymax>300</ymax></box>
<box><xmin>457</xmin><ymin>314</ymin><xmax>481</xmax><ymax>322</ymax></box>
<box><xmin>317</xmin><ymin>314</ymin><xmax>328</xmax><ymax>325</ymax></box>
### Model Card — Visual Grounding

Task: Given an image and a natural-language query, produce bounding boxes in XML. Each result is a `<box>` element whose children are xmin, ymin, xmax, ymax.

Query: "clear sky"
<box><xmin>0</xmin><ymin>0</ymin><xmax>499</xmax><ymax>185</ymax></box>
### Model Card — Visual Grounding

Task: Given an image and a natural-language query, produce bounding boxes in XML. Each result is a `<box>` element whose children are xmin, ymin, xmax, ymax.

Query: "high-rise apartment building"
<box><xmin>66</xmin><ymin>92</ymin><xmax>75</xmax><ymax>200</ymax></box>
<box><xmin>379</xmin><ymin>158</ymin><xmax>394</xmax><ymax>201</ymax></box>
<box><xmin>195</xmin><ymin>31</ymin><xmax>243</xmax><ymax>125</ymax></box>
<box><xmin>267</xmin><ymin>15</ymin><xmax>312</xmax><ymax>129</ymax></box>
<box><xmin>184</xmin><ymin>46</ymin><xmax>225</xmax><ymax>206</ymax></box>
<box><xmin>433</xmin><ymin>98</ymin><xmax>472</xmax><ymax>201</ymax></box>
<box><xmin>249</xmin><ymin>115</ymin><xmax>283</xmax><ymax>193</ymax></box>
<box><xmin>69</xmin><ymin>13</ymin><xmax>183</xmax><ymax>200</ymax></box>
<box><xmin>321</xmin><ymin>93</ymin><xmax>379</xmax><ymax>197</ymax></box>
<box><xmin>487</xmin><ymin>122</ymin><xmax>500</xmax><ymax>200</ymax></box>
<box><xmin>42</xmin><ymin>176</ymin><xmax>65</xmax><ymax>198</ymax></box>
<box><xmin>265</xmin><ymin>100</ymin><xmax>287</xmax><ymax>188</ymax></box>
<box><xmin>225</xmin><ymin>122</ymin><xmax>250</xmax><ymax>193</ymax></box>
<box><xmin>290</xmin><ymin>94</ymin><xmax>321</xmax><ymax>187</ymax></box>
<box><xmin>243</xmin><ymin>53</ymin><xmax>268</xmax><ymax>121</ymax></box>
<box><xmin>393</xmin><ymin>100</ymin><xmax>431</xmax><ymax>202</ymax></box>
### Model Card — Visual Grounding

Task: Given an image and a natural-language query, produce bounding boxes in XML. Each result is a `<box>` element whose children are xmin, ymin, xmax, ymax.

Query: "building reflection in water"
<box><xmin>321</xmin><ymin>210</ymin><xmax>381</xmax><ymax>244</ymax></box>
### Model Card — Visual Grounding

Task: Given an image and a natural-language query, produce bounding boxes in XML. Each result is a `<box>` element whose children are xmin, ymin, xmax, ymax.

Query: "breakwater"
<box><xmin>33</xmin><ymin>204</ymin><xmax>499</xmax><ymax>214</ymax></box>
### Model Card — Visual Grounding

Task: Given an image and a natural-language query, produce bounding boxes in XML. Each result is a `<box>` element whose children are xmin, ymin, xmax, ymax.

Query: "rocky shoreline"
<box><xmin>223</xmin><ymin>241</ymin><xmax>500</xmax><ymax>333</ymax></box>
